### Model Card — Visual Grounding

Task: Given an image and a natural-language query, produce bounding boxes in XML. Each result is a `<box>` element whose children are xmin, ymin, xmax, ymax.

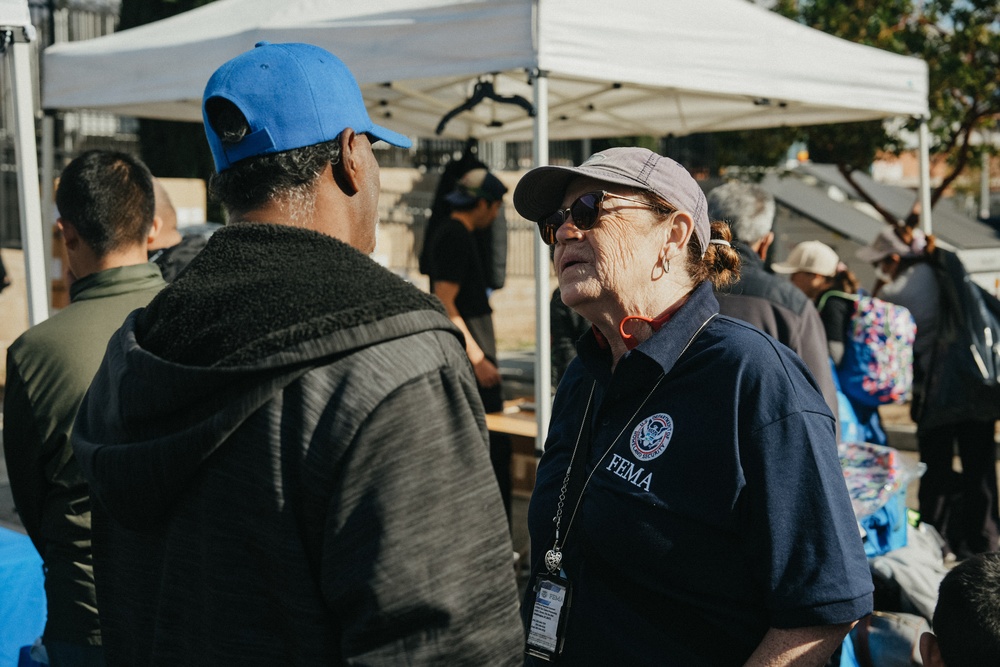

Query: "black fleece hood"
<box><xmin>72</xmin><ymin>223</ymin><xmax>460</xmax><ymax>529</ymax></box>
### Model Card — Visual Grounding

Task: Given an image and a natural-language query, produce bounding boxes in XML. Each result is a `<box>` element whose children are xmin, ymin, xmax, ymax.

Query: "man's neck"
<box><xmin>149</xmin><ymin>228</ymin><xmax>183</xmax><ymax>251</ymax></box>
<box><xmin>450</xmin><ymin>210</ymin><xmax>477</xmax><ymax>232</ymax></box>
<box><xmin>71</xmin><ymin>246</ymin><xmax>152</xmax><ymax>280</ymax></box>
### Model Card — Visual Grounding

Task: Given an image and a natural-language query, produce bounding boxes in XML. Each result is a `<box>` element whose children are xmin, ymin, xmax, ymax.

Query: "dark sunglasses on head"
<box><xmin>536</xmin><ymin>190</ymin><xmax>664</xmax><ymax>245</ymax></box>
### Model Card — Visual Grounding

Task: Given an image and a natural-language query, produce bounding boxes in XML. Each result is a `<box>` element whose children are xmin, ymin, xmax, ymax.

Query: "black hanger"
<box><xmin>435</xmin><ymin>79</ymin><xmax>535</xmax><ymax>135</ymax></box>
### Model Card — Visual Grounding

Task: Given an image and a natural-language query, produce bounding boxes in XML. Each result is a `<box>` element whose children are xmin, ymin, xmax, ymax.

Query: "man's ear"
<box><xmin>333</xmin><ymin>129</ymin><xmax>363</xmax><ymax>196</ymax></box>
<box><xmin>58</xmin><ymin>219</ymin><xmax>79</xmax><ymax>251</ymax></box>
<box><xmin>919</xmin><ymin>631</ymin><xmax>945</xmax><ymax>667</ymax></box>
<box><xmin>147</xmin><ymin>216</ymin><xmax>164</xmax><ymax>246</ymax></box>
<box><xmin>757</xmin><ymin>231</ymin><xmax>775</xmax><ymax>261</ymax></box>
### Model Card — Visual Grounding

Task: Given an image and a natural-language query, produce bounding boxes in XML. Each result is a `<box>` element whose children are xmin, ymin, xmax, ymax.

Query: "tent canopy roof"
<box><xmin>0</xmin><ymin>0</ymin><xmax>31</xmax><ymax>28</ymax></box>
<box><xmin>42</xmin><ymin>0</ymin><xmax>929</xmax><ymax>141</ymax></box>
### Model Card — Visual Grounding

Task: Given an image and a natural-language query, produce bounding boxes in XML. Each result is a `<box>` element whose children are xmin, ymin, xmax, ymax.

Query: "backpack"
<box><xmin>818</xmin><ymin>291</ymin><xmax>916</xmax><ymax>407</ymax></box>
<box><xmin>916</xmin><ymin>248</ymin><xmax>1000</xmax><ymax>429</ymax></box>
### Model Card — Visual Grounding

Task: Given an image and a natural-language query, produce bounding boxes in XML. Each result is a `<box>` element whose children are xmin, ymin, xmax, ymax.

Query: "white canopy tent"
<box><xmin>43</xmin><ymin>0</ymin><xmax>929</xmax><ymax>137</ymax></box>
<box><xmin>1</xmin><ymin>0</ymin><xmax>45</xmax><ymax>326</ymax></box>
<box><xmin>40</xmin><ymin>0</ymin><xmax>931</xmax><ymax>443</ymax></box>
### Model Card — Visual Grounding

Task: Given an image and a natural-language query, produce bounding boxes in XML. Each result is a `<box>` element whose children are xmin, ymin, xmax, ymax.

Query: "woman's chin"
<box><xmin>559</xmin><ymin>283</ymin><xmax>598</xmax><ymax>312</ymax></box>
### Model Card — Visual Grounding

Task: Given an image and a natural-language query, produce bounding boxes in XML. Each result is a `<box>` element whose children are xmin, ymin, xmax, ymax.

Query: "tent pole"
<box><xmin>532</xmin><ymin>68</ymin><xmax>551</xmax><ymax>452</ymax></box>
<box><xmin>42</xmin><ymin>112</ymin><xmax>55</xmax><ymax>309</ymax></box>
<box><xmin>981</xmin><ymin>150</ymin><xmax>991</xmax><ymax>221</ymax></box>
<box><xmin>8</xmin><ymin>29</ymin><xmax>49</xmax><ymax>325</ymax></box>
<box><xmin>917</xmin><ymin>116</ymin><xmax>933</xmax><ymax>236</ymax></box>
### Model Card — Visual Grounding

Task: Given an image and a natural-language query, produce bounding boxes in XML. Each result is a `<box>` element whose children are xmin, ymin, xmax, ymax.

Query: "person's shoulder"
<box><xmin>425</xmin><ymin>220</ymin><xmax>472</xmax><ymax>278</ymax></box>
<box><xmin>818</xmin><ymin>291</ymin><xmax>854</xmax><ymax>311</ymax></box>
<box><xmin>721</xmin><ymin>264</ymin><xmax>812</xmax><ymax>315</ymax></box>
<box><xmin>701</xmin><ymin>316</ymin><xmax>831</xmax><ymax>411</ymax></box>
<box><xmin>304</xmin><ymin>323</ymin><xmax>473</xmax><ymax>419</ymax></box>
<box><xmin>704</xmin><ymin>315</ymin><xmax>814</xmax><ymax>376</ymax></box>
<box><xmin>907</xmin><ymin>261</ymin><xmax>940</xmax><ymax>285</ymax></box>
<box><xmin>709</xmin><ymin>314</ymin><xmax>785</xmax><ymax>348</ymax></box>
<box><xmin>760</xmin><ymin>271</ymin><xmax>812</xmax><ymax>314</ymax></box>
<box><xmin>10</xmin><ymin>302</ymin><xmax>80</xmax><ymax>352</ymax></box>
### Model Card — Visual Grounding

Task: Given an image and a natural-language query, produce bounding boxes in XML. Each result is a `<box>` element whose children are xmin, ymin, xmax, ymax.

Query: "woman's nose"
<box><xmin>555</xmin><ymin>213</ymin><xmax>584</xmax><ymax>243</ymax></box>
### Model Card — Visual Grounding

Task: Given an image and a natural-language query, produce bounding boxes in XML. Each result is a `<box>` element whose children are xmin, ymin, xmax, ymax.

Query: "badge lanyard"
<box><xmin>543</xmin><ymin>375</ymin><xmax>665</xmax><ymax>575</ymax></box>
<box><xmin>525</xmin><ymin>314</ymin><xmax>716</xmax><ymax>662</ymax></box>
<box><xmin>526</xmin><ymin>377</ymin><xmax>664</xmax><ymax>662</ymax></box>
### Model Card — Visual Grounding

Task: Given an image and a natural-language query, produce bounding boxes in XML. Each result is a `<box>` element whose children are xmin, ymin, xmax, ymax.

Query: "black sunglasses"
<box><xmin>536</xmin><ymin>190</ymin><xmax>663</xmax><ymax>245</ymax></box>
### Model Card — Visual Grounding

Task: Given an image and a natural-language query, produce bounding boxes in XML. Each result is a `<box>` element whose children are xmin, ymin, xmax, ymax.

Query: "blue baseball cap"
<box><xmin>202</xmin><ymin>41</ymin><xmax>411</xmax><ymax>172</ymax></box>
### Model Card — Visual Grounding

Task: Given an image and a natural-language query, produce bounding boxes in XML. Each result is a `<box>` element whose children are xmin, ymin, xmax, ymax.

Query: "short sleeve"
<box><xmin>425</xmin><ymin>224</ymin><xmax>470</xmax><ymax>285</ymax></box>
<box><xmin>741</xmin><ymin>410</ymin><xmax>874</xmax><ymax>627</ymax></box>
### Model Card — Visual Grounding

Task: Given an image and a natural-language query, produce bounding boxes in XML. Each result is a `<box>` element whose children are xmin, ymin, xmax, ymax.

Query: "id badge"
<box><xmin>524</xmin><ymin>573</ymin><xmax>572</xmax><ymax>661</ymax></box>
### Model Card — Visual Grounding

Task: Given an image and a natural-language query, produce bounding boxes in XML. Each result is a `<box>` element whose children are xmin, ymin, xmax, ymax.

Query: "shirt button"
<box><xmin>601</xmin><ymin>417</ymin><xmax>610</xmax><ymax>426</ymax></box>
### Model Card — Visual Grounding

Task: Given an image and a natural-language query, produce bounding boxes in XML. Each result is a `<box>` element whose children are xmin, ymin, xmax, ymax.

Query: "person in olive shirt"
<box><xmin>3</xmin><ymin>150</ymin><xmax>165</xmax><ymax>667</ymax></box>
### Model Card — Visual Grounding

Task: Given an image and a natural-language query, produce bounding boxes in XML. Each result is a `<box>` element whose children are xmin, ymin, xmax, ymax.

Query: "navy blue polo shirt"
<box><xmin>525</xmin><ymin>281</ymin><xmax>873</xmax><ymax>666</ymax></box>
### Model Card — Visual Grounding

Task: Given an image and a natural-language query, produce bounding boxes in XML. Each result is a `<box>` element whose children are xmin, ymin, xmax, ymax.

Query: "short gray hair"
<box><xmin>707</xmin><ymin>182</ymin><xmax>775</xmax><ymax>246</ymax></box>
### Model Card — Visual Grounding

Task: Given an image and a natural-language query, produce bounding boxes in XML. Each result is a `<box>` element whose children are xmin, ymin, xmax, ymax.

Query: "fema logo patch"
<box><xmin>630</xmin><ymin>413</ymin><xmax>673</xmax><ymax>461</ymax></box>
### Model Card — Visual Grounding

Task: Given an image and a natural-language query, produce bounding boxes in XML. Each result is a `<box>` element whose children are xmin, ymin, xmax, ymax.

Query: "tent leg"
<box><xmin>42</xmin><ymin>112</ymin><xmax>55</xmax><ymax>309</ymax></box>
<box><xmin>918</xmin><ymin>116</ymin><xmax>933</xmax><ymax>236</ymax></box>
<box><xmin>981</xmin><ymin>150</ymin><xmax>991</xmax><ymax>221</ymax></box>
<box><xmin>532</xmin><ymin>69</ymin><xmax>551</xmax><ymax>452</ymax></box>
<box><xmin>9</xmin><ymin>37</ymin><xmax>48</xmax><ymax>325</ymax></box>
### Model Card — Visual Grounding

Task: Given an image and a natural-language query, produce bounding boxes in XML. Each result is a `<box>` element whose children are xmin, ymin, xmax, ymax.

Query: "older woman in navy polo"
<box><xmin>513</xmin><ymin>148</ymin><xmax>873</xmax><ymax>666</ymax></box>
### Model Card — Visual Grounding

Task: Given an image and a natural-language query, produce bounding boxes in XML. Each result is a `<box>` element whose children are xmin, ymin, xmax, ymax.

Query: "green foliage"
<box><xmin>712</xmin><ymin>127</ymin><xmax>803</xmax><ymax>168</ymax></box>
<box><xmin>592</xmin><ymin>136</ymin><xmax>661</xmax><ymax>152</ymax></box>
<box><xmin>119</xmin><ymin>0</ymin><xmax>218</xmax><ymax>31</ymax></box>
<box><xmin>775</xmin><ymin>0</ymin><xmax>1000</xmax><ymax>225</ymax></box>
<box><xmin>805</xmin><ymin>121</ymin><xmax>893</xmax><ymax>172</ymax></box>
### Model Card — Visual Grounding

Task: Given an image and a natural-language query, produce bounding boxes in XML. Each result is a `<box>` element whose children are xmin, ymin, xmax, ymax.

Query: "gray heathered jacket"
<box><xmin>715</xmin><ymin>242</ymin><xmax>839</xmax><ymax>424</ymax></box>
<box><xmin>72</xmin><ymin>223</ymin><xmax>523</xmax><ymax>666</ymax></box>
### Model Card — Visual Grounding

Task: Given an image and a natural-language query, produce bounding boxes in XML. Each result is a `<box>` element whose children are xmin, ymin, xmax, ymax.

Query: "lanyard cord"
<box><xmin>544</xmin><ymin>313</ymin><xmax>717</xmax><ymax>574</ymax></box>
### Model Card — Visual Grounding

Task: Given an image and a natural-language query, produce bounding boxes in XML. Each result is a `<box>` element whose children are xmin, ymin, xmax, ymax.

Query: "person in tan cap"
<box><xmin>773</xmin><ymin>240</ymin><xmax>889</xmax><ymax>446</ymax></box>
<box><xmin>771</xmin><ymin>240</ymin><xmax>843</xmax><ymax>300</ymax></box>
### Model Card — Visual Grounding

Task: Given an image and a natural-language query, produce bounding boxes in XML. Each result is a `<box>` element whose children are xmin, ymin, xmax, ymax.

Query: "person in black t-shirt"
<box><xmin>424</xmin><ymin>167</ymin><xmax>513</xmax><ymax>521</ymax></box>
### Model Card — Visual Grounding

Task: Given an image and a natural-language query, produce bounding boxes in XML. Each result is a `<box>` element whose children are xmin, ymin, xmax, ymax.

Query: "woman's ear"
<box><xmin>664</xmin><ymin>210</ymin><xmax>695</xmax><ymax>262</ymax></box>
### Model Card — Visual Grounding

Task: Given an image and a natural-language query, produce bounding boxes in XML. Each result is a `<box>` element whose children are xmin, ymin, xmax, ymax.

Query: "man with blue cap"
<box><xmin>71</xmin><ymin>42</ymin><xmax>523</xmax><ymax>665</ymax></box>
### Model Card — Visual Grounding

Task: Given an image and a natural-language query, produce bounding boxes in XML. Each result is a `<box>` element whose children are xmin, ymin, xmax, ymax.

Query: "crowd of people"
<box><xmin>2</xmin><ymin>40</ymin><xmax>997</xmax><ymax>666</ymax></box>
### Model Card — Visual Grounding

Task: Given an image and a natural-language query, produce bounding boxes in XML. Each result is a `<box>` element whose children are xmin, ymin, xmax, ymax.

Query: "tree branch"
<box><xmin>836</xmin><ymin>163</ymin><xmax>902</xmax><ymax>227</ymax></box>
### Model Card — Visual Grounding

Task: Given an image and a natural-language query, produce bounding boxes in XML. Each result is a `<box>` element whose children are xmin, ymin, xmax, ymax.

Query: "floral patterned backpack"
<box><xmin>819</xmin><ymin>291</ymin><xmax>916</xmax><ymax>407</ymax></box>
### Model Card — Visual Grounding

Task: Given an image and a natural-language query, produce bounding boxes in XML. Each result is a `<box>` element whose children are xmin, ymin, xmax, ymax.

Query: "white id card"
<box><xmin>525</xmin><ymin>574</ymin><xmax>571</xmax><ymax>661</ymax></box>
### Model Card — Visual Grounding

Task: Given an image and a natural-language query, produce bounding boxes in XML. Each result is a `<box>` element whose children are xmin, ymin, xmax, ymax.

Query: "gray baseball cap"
<box><xmin>513</xmin><ymin>147</ymin><xmax>710</xmax><ymax>255</ymax></box>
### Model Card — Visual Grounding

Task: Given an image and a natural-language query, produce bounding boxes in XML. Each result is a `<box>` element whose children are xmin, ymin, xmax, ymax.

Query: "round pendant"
<box><xmin>544</xmin><ymin>549</ymin><xmax>563</xmax><ymax>573</ymax></box>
